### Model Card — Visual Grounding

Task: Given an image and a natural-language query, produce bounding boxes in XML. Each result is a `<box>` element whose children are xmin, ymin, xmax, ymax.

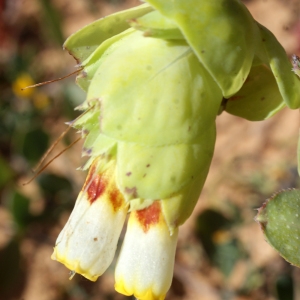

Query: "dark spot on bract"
<box><xmin>125</xmin><ymin>187</ymin><xmax>137</xmax><ymax>198</ymax></box>
<box><xmin>83</xmin><ymin>147</ymin><xmax>92</xmax><ymax>155</ymax></box>
<box><xmin>126</xmin><ymin>172</ymin><xmax>132</xmax><ymax>176</ymax></box>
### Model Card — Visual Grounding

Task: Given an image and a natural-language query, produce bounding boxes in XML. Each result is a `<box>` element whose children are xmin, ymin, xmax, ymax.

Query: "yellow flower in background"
<box><xmin>32</xmin><ymin>92</ymin><xmax>50</xmax><ymax>110</ymax></box>
<box><xmin>12</xmin><ymin>73</ymin><xmax>50</xmax><ymax>109</ymax></box>
<box><xmin>12</xmin><ymin>73</ymin><xmax>35</xmax><ymax>98</ymax></box>
<box><xmin>50</xmin><ymin>0</ymin><xmax>300</xmax><ymax>299</ymax></box>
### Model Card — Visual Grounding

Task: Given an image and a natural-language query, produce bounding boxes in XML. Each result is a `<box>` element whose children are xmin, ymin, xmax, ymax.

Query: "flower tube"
<box><xmin>115</xmin><ymin>201</ymin><xmax>178</xmax><ymax>300</ymax></box>
<box><xmin>52</xmin><ymin>159</ymin><xmax>128</xmax><ymax>281</ymax></box>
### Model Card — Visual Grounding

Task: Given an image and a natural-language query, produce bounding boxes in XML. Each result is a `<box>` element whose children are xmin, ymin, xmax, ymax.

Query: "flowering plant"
<box><xmin>50</xmin><ymin>1</ymin><xmax>300</xmax><ymax>299</ymax></box>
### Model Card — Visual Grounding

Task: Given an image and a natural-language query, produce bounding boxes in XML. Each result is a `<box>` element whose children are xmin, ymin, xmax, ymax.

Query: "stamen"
<box><xmin>69</xmin><ymin>270</ymin><xmax>76</xmax><ymax>280</ymax></box>
<box><xmin>21</xmin><ymin>68</ymin><xmax>83</xmax><ymax>91</ymax></box>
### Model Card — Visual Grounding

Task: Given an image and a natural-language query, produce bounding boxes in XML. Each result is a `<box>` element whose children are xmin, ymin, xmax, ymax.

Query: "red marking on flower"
<box><xmin>136</xmin><ymin>201</ymin><xmax>161</xmax><ymax>233</ymax></box>
<box><xmin>87</xmin><ymin>173</ymin><xmax>107</xmax><ymax>204</ymax></box>
<box><xmin>109</xmin><ymin>188</ymin><xmax>124</xmax><ymax>211</ymax></box>
<box><xmin>126</xmin><ymin>172</ymin><xmax>132</xmax><ymax>176</ymax></box>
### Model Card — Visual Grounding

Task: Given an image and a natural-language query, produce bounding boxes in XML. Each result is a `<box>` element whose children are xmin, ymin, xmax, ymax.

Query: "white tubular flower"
<box><xmin>115</xmin><ymin>201</ymin><xmax>178</xmax><ymax>300</ymax></box>
<box><xmin>51</xmin><ymin>160</ymin><xmax>128</xmax><ymax>281</ymax></box>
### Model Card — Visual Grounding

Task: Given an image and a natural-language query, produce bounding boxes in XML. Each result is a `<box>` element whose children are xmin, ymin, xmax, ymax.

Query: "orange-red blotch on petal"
<box><xmin>135</xmin><ymin>201</ymin><xmax>161</xmax><ymax>233</ymax></box>
<box><xmin>87</xmin><ymin>174</ymin><xmax>107</xmax><ymax>204</ymax></box>
<box><xmin>109</xmin><ymin>188</ymin><xmax>125</xmax><ymax>212</ymax></box>
<box><xmin>82</xmin><ymin>160</ymin><xmax>126</xmax><ymax>210</ymax></box>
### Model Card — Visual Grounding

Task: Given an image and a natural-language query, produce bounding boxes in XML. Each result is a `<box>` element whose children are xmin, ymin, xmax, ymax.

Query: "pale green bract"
<box><xmin>73</xmin><ymin>28</ymin><xmax>220</xmax><ymax>230</ymax></box>
<box><xmin>65</xmin><ymin>0</ymin><xmax>300</xmax><ymax>229</ymax></box>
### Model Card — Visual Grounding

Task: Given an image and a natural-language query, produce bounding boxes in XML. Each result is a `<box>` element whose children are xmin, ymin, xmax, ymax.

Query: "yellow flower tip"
<box><xmin>12</xmin><ymin>73</ymin><xmax>35</xmax><ymax>98</ymax></box>
<box><xmin>115</xmin><ymin>201</ymin><xmax>178</xmax><ymax>300</ymax></box>
<box><xmin>51</xmin><ymin>247</ymin><xmax>99</xmax><ymax>281</ymax></box>
<box><xmin>115</xmin><ymin>280</ymin><xmax>166</xmax><ymax>300</ymax></box>
<box><xmin>114</xmin><ymin>279</ymin><xmax>131</xmax><ymax>296</ymax></box>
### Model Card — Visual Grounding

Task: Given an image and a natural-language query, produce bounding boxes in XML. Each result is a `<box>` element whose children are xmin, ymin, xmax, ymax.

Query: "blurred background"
<box><xmin>1</xmin><ymin>0</ymin><xmax>300</xmax><ymax>299</ymax></box>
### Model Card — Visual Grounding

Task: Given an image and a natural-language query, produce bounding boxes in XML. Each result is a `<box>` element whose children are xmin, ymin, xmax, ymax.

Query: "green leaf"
<box><xmin>225</xmin><ymin>63</ymin><xmax>285</xmax><ymax>121</ymax></box>
<box><xmin>256</xmin><ymin>189</ymin><xmax>300</xmax><ymax>267</ymax></box>
<box><xmin>117</xmin><ymin>125</ymin><xmax>215</xmax><ymax>200</ymax></box>
<box><xmin>38</xmin><ymin>173</ymin><xmax>72</xmax><ymax>197</ymax></box>
<box><xmin>129</xmin><ymin>10</ymin><xmax>183</xmax><ymax>40</ymax></box>
<box><xmin>21</xmin><ymin>128</ymin><xmax>49</xmax><ymax>164</ymax></box>
<box><xmin>76</xmin><ymin>28</ymin><xmax>134</xmax><ymax>92</ymax></box>
<box><xmin>8</xmin><ymin>191</ymin><xmax>31</xmax><ymax>230</ymax></box>
<box><xmin>145</xmin><ymin>0</ymin><xmax>258</xmax><ymax>97</ymax></box>
<box><xmin>258</xmin><ymin>24</ymin><xmax>300</xmax><ymax>109</ymax></box>
<box><xmin>0</xmin><ymin>155</ymin><xmax>14</xmax><ymax>188</ymax></box>
<box><xmin>87</xmin><ymin>30</ymin><xmax>222</xmax><ymax>146</ymax></box>
<box><xmin>64</xmin><ymin>3</ymin><xmax>153</xmax><ymax>63</ymax></box>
